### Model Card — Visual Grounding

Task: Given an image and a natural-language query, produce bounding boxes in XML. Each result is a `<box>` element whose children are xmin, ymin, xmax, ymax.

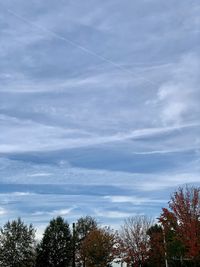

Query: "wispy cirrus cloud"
<box><xmin>0</xmin><ymin>207</ymin><xmax>7</xmax><ymax>216</ymax></box>
<box><xmin>32</xmin><ymin>207</ymin><xmax>75</xmax><ymax>217</ymax></box>
<box><xmin>94</xmin><ymin>209</ymin><xmax>133</xmax><ymax>219</ymax></box>
<box><xmin>156</xmin><ymin>53</ymin><xmax>200</xmax><ymax>125</ymax></box>
<box><xmin>0</xmin><ymin>0</ymin><xmax>199</xmax><ymax>231</ymax></box>
<box><xmin>104</xmin><ymin>196</ymin><xmax>167</xmax><ymax>205</ymax></box>
<box><xmin>0</xmin><ymin>113</ymin><xmax>199</xmax><ymax>153</ymax></box>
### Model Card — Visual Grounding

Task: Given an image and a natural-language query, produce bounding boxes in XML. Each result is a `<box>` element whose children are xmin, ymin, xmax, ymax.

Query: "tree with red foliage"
<box><xmin>120</xmin><ymin>215</ymin><xmax>154</xmax><ymax>267</ymax></box>
<box><xmin>159</xmin><ymin>186</ymin><xmax>200</xmax><ymax>266</ymax></box>
<box><xmin>74</xmin><ymin>216</ymin><xmax>97</xmax><ymax>267</ymax></box>
<box><xmin>147</xmin><ymin>224</ymin><xmax>165</xmax><ymax>267</ymax></box>
<box><xmin>80</xmin><ymin>227</ymin><xmax>119</xmax><ymax>267</ymax></box>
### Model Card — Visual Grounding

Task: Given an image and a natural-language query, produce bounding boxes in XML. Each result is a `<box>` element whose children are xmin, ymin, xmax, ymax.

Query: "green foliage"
<box><xmin>74</xmin><ymin>216</ymin><xmax>97</xmax><ymax>267</ymax></box>
<box><xmin>0</xmin><ymin>218</ymin><xmax>36</xmax><ymax>267</ymax></box>
<box><xmin>0</xmin><ymin>186</ymin><xmax>199</xmax><ymax>267</ymax></box>
<box><xmin>75</xmin><ymin>216</ymin><xmax>97</xmax><ymax>242</ymax></box>
<box><xmin>159</xmin><ymin>186</ymin><xmax>200</xmax><ymax>266</ymax></box>
<box><xmin>36</xmin><ymin>216</ymin><xmax>72</xmax><ymax>267</ymax></box>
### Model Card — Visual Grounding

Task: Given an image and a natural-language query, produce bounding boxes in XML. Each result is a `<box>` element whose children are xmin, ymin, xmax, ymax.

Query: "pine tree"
<box><xmin>0</xmin><ymin>218</ymin><xmax>36</xmax><ymax>267</ymax></box>
<box><xmin>36</xmin><ymin>216</ymin><xmax>72</xmax><ymax>267</ymax></box>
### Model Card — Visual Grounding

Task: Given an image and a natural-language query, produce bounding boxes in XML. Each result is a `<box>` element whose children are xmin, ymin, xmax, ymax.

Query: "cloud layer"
<box><xmin>0</xmin><ymin>0</ymin><xmax>200</xmax><ymax>235</ymax></box>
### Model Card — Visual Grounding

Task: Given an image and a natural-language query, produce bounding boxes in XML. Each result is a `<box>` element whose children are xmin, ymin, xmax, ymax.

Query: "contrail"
<box><xmin>6</xmin><ymin>7</ymin><xmax>157</xmax><ymax>86</ymax></box>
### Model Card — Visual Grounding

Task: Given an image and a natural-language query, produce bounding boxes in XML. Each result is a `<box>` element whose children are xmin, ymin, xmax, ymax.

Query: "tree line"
<box><xmin>0</xmin><ymin>186</ymin><xmax>199</xmax><ymax>267</ymax></box>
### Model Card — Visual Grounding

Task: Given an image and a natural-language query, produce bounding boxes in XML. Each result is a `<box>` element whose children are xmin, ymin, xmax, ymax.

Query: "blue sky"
<box><xmin>0</xmin><ymin>0</ymin><xmax>200</xmax><ymax>237</ymax></box>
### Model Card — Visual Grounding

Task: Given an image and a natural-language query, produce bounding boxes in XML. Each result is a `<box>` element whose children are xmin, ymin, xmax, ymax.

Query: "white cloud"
<box><xmin>0</xmin><ymin>0</ymin><xmax>199</xmax><ymax>228</ymax></box>
<box><xmin>29</xmin><ymin>173</ymin><xmax>52</xmax><ymax>177</ymax></box>
<box><xmin>32</xmin><ymin>207</ymin><xmax>74</xmax><ymax>217</ymax></box>
<box><xmin>94</xmin><ymin>209</ymin><xmax>133</xmax><ymax>219</ymax></box>
<box><xmin>0</xmin><ymin>208</ymin><xmax>7</xmax><ymax>216</ymax></box>
<box><xmin>104</xmin><ymin>196</ymin><xmax>167</xmax><ymax>205</ymax></box>
<box><xmin>35</xmin><ymin>225</ymin><xmax>46</xmax><ymax>240</ymax></box>
<box><xmin>137</xmin><ymin>173</ymin><xmax>200</xmax><ymax>191</ymax></box>
<box><xmin>12</xmin><ymin>192</ymin><xmax>34</xmax><ymax>196</ymax></box>
<box><xmin>0</xmin><ymin>113</ymin><xmax>198</xmax><ymax>153</ymax></box>
<box><xmin>157</xmin><ymin>53</ymin><xmax>200</xmax><ymax>125</ymax></box>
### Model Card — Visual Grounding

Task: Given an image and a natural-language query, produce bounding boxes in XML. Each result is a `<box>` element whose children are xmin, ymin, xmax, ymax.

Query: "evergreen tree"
<box><xmin>36</xmin><ymin>216</ymin><xmax>72</xmax><ymax>267</ymax></box>
<box><xmin>0</xmin><ymin>218</ymin><xmax>36</xmax><ymax>267</ymax></box>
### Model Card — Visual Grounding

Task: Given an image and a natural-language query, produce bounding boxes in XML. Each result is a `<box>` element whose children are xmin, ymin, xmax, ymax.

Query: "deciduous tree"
<box><xmin>147</xmin><ymin>224</ymin><xmax>165</xmax><ymax>267</ymax></box>
<box><xmin>74</xmin><ymin>216</ymin><xmax>97</xmax><ymax>267</ymax></box>
<box><xmin>120</xmin><ymin>215</ymin><xmax>154</xmax><ymax>267</ymax></box>
<box><xmin>159</xmin><ymin>186</ymin><xmax>200</xmax><ymax>266</ymax></box>
<box><xmin>80</xmin><ymin>227</ymin><xmax>118</xmax><ymax>267</ymax></box>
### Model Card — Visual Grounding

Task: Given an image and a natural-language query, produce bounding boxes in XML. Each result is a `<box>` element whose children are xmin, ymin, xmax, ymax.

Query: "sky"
<box><xmin>0</xmin><ymin>0</ymin><xmax>200</xmax><ymax>238</ymax></box>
